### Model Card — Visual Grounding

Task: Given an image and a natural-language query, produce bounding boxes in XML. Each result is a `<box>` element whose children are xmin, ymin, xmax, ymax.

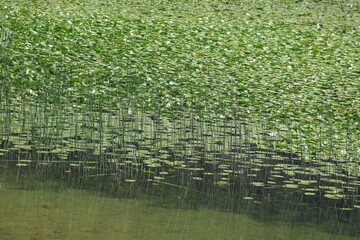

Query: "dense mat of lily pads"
<box><xmin>0</xmin><ymin>0</ymin><xmax>359</xmax><ymax>159</ymax></box>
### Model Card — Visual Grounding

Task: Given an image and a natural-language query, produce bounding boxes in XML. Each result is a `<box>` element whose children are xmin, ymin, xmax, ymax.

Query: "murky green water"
<box><xmin>0</xmin><ymin>167</ymin><xmax>359</xmax><ymax>240</ymax></box>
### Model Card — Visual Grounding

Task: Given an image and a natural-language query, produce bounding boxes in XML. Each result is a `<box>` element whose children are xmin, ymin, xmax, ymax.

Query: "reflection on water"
<box><xmin>0</xmin><ymin>167</ymin><xmax>359</xmax><ymax>240</ymax></box>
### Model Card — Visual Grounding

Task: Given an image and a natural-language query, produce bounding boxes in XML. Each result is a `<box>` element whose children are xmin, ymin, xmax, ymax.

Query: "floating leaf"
<box><xmin>284</xmin><ymin>184</ymin><xmax>298</xmax><ymax>189</ymax></box>
<box><xmin>16</xmin><ymin>163</ymin><xmax>29</xmax><ymax>167</ymax></box>
<box><xmin>244</xmin><ymin>197</ymin><xmax>254</xmax><ymax>200</ymax></box>
<box><xmin>125</xmin><ymin>179</ymin><xmax>136</xmax><ymax>183</ymax></box>
<box><xmin>251</xmin><ymin>182</ymin><xmax>265</xmax><ymax>187</ymax></box>
<box><xmin>339</xmin><ymin>208</ymin><xmax>352</xmax><ymax>211</ymax></box>
<box><xmin>192</xmin><ymin>177</ymin><xmax>203</xmax><ymax>181</ymax></box>
<box><xmin>324</xmin><ymin>194</ymin><xmax>346</xmax><ymax>200</ymax></box>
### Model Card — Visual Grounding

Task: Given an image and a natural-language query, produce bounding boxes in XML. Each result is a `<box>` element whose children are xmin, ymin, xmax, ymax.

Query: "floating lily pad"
<box><xmin>324</xmin><ymin>194</ymin><xmax>346</xmax><ymax>200</ymax></box>
<box><xmin>125</xmin><ymin>179</ymin><xmax>136</xmax><ymax>183</ymax></box>
<box><xmin>214</xmin><ymin>181</ymin><xmax>229</xmax><ymax>185</ymax></box>
<box><xmin>70</xmin><ymin>164</ymin><xmax>81</xmax><ymax>167</ymax></box>
<box><xmin>192</xmin><ymin>177</ymin><xmax>203</xmax><ymax>181</ymax></box>
<box><xmin>16</xmin><ymin>163</ymin><xmax>29</xmax><ymax>167</ymax></box>
<box><xmin>284</xmin><ymin>184</ymin><xmax>298</xmax><ymax>189</ymax></box>
<box><xmin>251</xmin><ymin>182</ymin><xmax>265</xmax><ymax>187</ymax></box>
<box><xmin>244</xmin><ymin>197</ymin><xmax>254</xmax><ymax>200</ymax></box>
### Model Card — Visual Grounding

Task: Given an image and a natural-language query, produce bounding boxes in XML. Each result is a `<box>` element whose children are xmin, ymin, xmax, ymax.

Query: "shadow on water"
<box><xmin>0</xmin><ymin>103</ymin><xmax>360</xmax><ymax>239</ymax></box>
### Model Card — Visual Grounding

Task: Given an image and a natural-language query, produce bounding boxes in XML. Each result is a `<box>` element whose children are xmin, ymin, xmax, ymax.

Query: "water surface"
<box><xmin>0</xmin><ymin>167</ymin><xmax>359</xmax><ymax>240</ymax></box>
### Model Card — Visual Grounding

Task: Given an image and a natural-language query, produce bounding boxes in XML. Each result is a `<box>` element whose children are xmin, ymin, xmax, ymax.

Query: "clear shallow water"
<box><xmin>0</xmin><ymin>168</ymin><xmax>359</xmax><ymax>240</ymax></box>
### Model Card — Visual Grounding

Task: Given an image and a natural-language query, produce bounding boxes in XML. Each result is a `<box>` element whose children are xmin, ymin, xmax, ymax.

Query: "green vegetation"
<box><xmin>1</xmin><ymin>0</ymin><xmax>359</xmax><ymax>158</ymax></box>
<box><xmin>1</xmin><ymin>0</ymin><xmax>360</xmax><ymax>217</ymax></box>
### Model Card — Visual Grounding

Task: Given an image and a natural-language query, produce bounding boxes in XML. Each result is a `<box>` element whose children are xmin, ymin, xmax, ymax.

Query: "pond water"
<box><xmin>0</xmin><ymin>167</ymin><xmax>359</xmax><ymax>240</ymax></box>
